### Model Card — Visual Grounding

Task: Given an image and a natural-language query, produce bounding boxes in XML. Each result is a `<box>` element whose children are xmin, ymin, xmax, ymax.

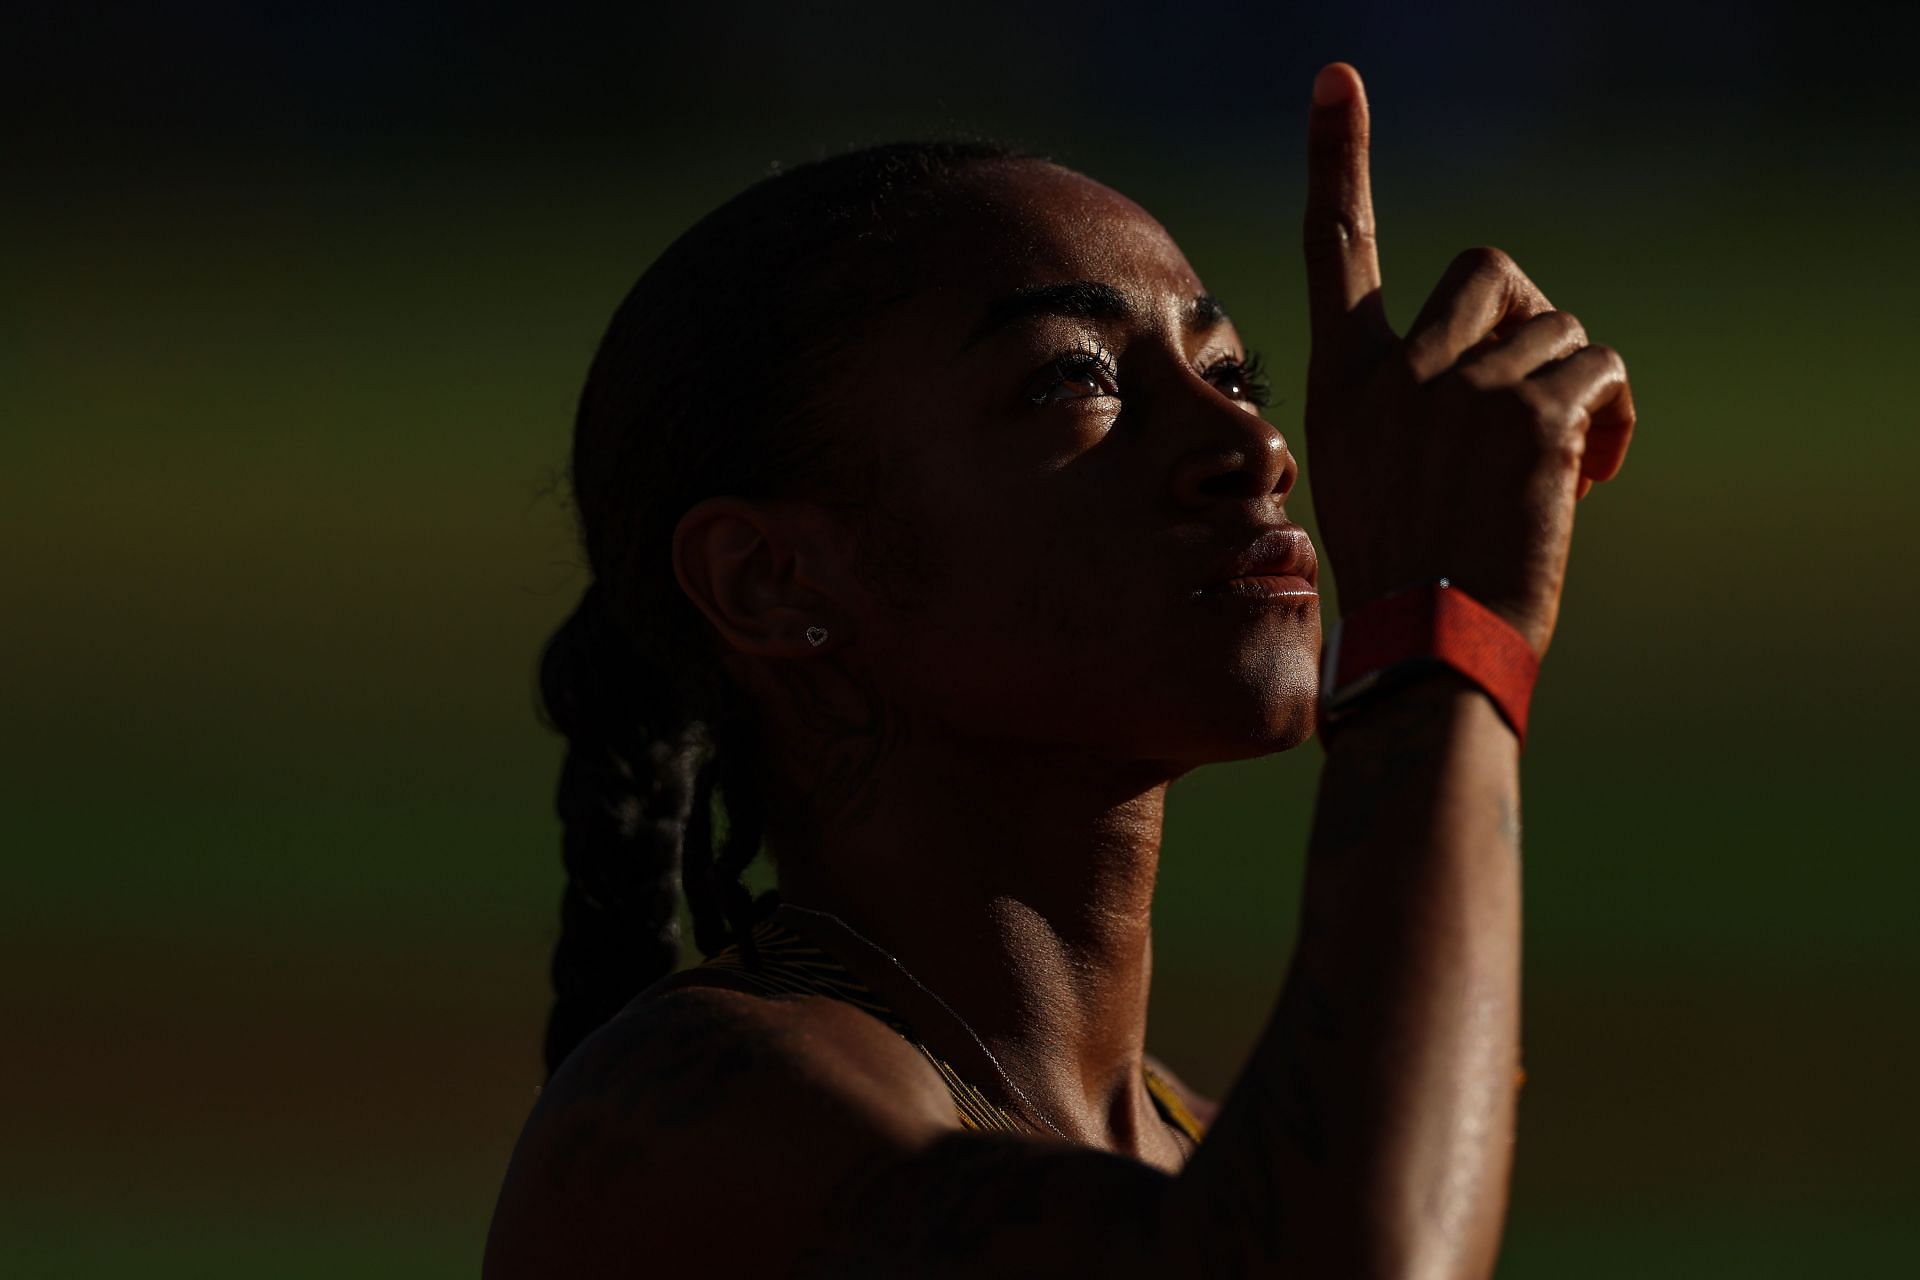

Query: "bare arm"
<box><xmin>1165</xmin><ymin>670</ymin><xmax>1522</xmax><ymax>1279</ymax></box>
<box><xmin>1160</xmin><ymin>58</ymin><xmax>1629</xmax><ymax>1278</ymax></box>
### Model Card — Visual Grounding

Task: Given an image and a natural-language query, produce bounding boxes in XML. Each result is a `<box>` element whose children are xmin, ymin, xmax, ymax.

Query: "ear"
<box><xmin>673</xmin><ymin>496</ymin><xmax>848</xmax><ymax>657</ymax></box>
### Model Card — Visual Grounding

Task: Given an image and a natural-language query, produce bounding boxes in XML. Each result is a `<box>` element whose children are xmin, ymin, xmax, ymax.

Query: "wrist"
<box><xmin>1316</xmin><ymin>664</ymin><xmax>1509</xmax><ymax>747</ymax></box>
<box><xmin>1317</xmin><ymin>578</ymin><xmax>1541</xmax><ymax>749</ymax></box>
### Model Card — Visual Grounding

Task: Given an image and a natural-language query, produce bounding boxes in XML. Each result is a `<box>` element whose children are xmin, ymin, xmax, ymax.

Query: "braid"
<box><xmin>678</xmin><ymin>744</ymin><xmax>727</xmax><ymax>960</ymax></box>
<box><xmin>536</xmin><ymin>137</ymin><xmax>1038</xmax><ymax>1075</ymax></box>
<box><xmin>678</xmin><ymin>703</ymin><xmax>778</xmax><ymax>967</ymax></box>
<box><xmin>539</xmin><ymin>582</ymin><xmax>709</xmax><ymax>1080</ymax></box>
<box><xmin>707</xmin><ymin>710</ymin><xmax>779</xmax><ymax>968</ymax></box>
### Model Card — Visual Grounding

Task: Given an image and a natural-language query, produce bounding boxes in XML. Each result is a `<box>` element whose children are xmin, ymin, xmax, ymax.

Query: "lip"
<box><xmin>1200</xmin><ymin>525</ymin><xmax>1319</xmax><ymax>595</ymax></box>
<box><xmin>1206</xmin><ymin>574</ymin><xmax>1317</xmax><ymax>599</ymax></box>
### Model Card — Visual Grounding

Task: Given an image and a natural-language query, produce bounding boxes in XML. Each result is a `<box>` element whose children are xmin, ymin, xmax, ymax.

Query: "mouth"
<box><xmin>1197</xmin><ymin>525</ymin><xmax>1319</xmax><ymax>599</ymax></box>
<box><xmin>1202</xmin><ymin>574</ymin><xmax>1318</xmax><ymax>600</ymax></box>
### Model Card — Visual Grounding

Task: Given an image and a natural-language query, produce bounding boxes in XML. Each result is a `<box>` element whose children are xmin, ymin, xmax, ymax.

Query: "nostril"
<box><xmin>1276</xmin><ymin>450</ymin><xmax>1299</xmax><ymax>499</ymax></box>
<box><xmin>1192</xmin><ymin>453</ymin><xmax>1280</xmax><ymax>502</ymax></box>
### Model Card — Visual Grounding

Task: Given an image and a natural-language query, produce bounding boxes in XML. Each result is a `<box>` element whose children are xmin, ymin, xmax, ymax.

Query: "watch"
<box><xmin>1317</xmin><ymin>578</ymin><xmax>1541</xmax><ymax>747</ymax></box>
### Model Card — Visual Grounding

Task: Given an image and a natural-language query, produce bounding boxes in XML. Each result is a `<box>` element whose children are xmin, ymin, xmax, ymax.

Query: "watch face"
<box><xmin>1325</xmin><ymin>665</ymin><xmax>1389</xmax><ymax>713</ymax></box>
<box><xmin>1317</xmin><ymin>616</ymin><xmax>1345</xmax><ymax>709</ymax></box>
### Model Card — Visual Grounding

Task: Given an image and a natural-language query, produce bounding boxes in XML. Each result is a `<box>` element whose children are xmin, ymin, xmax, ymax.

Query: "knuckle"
<box><xmin>1541</xmin><ymin>401</ymin><xmax>1589</xmax><ymax>444</ymax></box>
<box><xmin>1549</xmin><ymin>431</ymin><xmax>1588</xmax><ymax>469</ymax></box>
<box><xmin>1304</xmin><ymin>211</ymin><xmax>1378</xmax><ymax>258</ymax></box>
<box><xmin>1585</xmin><ymin>342</ymin><xmax>1626</xmax><ymax>376</ymax></box>
<box><xmin>1549</xmin><ymin>309</ymin><xmax>1588</xmax><ymax>345</ymax></box>
<box><xmin>1452</xmin><ymin>244</ymin><xmax>1514</xmax><ymax>278</ymax></box>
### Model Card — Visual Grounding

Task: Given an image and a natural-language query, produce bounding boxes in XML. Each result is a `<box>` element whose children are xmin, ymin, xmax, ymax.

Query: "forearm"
<box><xmin>1168</xmin><ymin>669</ymin><xmax>1523</xmax><ymax>1279</ymax></box>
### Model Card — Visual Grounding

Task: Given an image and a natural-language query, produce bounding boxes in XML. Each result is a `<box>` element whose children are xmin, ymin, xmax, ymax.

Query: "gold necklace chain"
<box><xmin>775</xmin><ymin>901</ymin><xmax>1074</xmax><ymax>1142</ymax></box>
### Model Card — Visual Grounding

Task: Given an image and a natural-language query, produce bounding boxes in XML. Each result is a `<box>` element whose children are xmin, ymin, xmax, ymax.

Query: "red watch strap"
<box><xmin>1319</xmin><ymin>580</ymin><xmax>1541</xmax><ymax>746</ymax></box>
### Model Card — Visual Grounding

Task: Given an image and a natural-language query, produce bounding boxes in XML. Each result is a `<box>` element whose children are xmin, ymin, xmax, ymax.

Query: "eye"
<box><xmin>1202</xmin><ymin>349</ymin><xmax>1273</xmax><ymax>409</ymax></box>
<box><xmin>1027</xmin><ymin>346</ymin><xmax>1120</xmax><ymax>406</ymax></box>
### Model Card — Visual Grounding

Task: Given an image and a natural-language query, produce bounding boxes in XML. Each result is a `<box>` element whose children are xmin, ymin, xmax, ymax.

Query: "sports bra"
<box><xmin>697</xmin><ymin>908</ymin><xmax>1208</xmax><ymax>1147</ymax></box>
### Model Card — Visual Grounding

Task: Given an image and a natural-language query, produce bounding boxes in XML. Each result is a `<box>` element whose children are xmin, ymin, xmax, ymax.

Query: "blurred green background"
<box><xmin>5</xmin><ymin>2</ymin><xmax>1916</xmax><ymax>1275</ymax></box>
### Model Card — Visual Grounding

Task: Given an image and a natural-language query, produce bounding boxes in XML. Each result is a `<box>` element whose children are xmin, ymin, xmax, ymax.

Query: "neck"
<box><xmin>768</xmin><ymin>721</ymin><xmax>1177</xmax><ymax>1153</ymax></box>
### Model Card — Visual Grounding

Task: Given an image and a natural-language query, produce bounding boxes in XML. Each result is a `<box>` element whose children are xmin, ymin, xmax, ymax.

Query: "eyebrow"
<box><xmin>959</xmin><ymin>281</ymin><xmax>1232</xmax><ymax>352</ymax></box>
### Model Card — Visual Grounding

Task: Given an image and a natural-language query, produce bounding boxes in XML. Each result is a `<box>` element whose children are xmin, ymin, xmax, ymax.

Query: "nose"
<box><xmin>1169</xmin><ymin>392</ymin><xmax>1299</xmax><ymax>508</ymax></box>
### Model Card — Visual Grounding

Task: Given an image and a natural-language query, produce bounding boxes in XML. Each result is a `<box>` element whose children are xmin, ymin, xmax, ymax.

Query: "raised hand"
<box><xmin>1300</xmin><ymin>62</ymin><xmax>1636</xmax><ymax>656</ymax></box>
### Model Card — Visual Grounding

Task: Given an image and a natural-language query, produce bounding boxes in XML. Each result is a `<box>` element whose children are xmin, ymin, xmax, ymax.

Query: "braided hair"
<box><xmin>538</xmin><ymin>138</ymin><xmax>1037</xmax><ymax>1079</ymax></box>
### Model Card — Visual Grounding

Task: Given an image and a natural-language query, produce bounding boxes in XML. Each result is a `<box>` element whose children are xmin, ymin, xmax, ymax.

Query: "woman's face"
<box><xmin>802</xmin><ymin>158</ymin><xmax>1319</xmax><ymax>773</ymax></box>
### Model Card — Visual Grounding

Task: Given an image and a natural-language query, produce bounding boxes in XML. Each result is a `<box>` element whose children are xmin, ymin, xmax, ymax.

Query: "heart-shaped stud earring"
<box><xmin>804</xmin><ymin>625</ymin><xmax>829</xmax><ymax>647</ymax></box>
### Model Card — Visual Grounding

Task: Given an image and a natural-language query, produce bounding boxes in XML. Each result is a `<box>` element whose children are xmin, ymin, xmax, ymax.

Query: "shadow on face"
<box><xmin>759</xmin><ymin>158</ymin><xmax>1321</xmax><ymax>773</ymax></box>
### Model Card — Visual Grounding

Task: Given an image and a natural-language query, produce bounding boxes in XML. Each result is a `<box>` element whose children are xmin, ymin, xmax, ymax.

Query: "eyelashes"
<box><xmin>1026</xmin><ymin>343</ymin><xmax>1275</xmax><ymax>409</ymax></box>
<box><xmin>1211</xmin><ymin>349</ymin><xmax>1274</xmax><ymax>409</ymax></box>
<box><xmin>1026</xmin><ymin>342</ymin><xmax>1121</xmax><ymax>406</ymax></box>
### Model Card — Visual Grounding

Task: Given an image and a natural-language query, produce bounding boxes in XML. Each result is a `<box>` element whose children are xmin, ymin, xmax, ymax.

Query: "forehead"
<box><xmin>888</xmin><ymin>161</ymin><xmax>1207</xmax><ymax>343</ymax></box>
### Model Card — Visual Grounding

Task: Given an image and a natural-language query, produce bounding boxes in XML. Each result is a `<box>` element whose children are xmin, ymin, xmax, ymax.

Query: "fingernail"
<box><xmin>1313</xmin><ymin>65</ymin><xmax>1351</xmax><ymax>106</ymax></box>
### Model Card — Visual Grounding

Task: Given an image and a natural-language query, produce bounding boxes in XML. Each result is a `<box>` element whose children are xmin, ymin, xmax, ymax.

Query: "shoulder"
<box><xmin>1142</xmin><ymin>1049</ymin><xmax>1220</xmax><ymax>1130</ymax></box>
<box><xmin>483</xmin><ymin>980</ymin><xmax>957</xmax><ymax>1278</ymax></box>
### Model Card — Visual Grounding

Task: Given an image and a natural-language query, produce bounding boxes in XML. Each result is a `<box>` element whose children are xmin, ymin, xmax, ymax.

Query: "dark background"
<box><xmin>6</xmin><ymin>2</ymin><xmax>1917</xmax><ymax>1275</ymax></box>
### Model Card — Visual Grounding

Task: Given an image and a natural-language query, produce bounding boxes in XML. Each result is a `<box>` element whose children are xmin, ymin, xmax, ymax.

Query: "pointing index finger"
<box><xmin>1304</xmin><ymin>62</ymin><xmax>1392</xmax><ymax>362</ymax></box>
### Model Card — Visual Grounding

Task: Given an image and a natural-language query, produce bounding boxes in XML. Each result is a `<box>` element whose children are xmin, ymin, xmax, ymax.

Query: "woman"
<box><xmin>484</xmin><ymin>60</ymin><xmax>1635</xmax><ymax>1279</ymax></box>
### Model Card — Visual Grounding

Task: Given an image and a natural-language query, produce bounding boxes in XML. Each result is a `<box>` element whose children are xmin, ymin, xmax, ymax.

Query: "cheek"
<box><xmin>985</xmin><ymin>509</ymin><xmax>1136</xmax><ymax>655</ymax></box>
<box><xmin>1006</xmin><ymin>555</ymin><xmax>1098</xmax><ymax>649</ymax></box>
<box><xmin>952</xmin><ymin>537</ymin><xmax>1146</xmax><ymax>709</ymax></box>
<box><xmin>868</xmin><ymin>535</ymin><xmax>1107</xmax><ymax>713</ymax></box>
<box><xmin>838</xmin><ymin>492</ymin><xmax>956</xmax><ymax>617</ymax></box>
<box><xmin>868</xmin><ymin>461</ymin><xmax>1164</xmax><ymax>723</ymax></box>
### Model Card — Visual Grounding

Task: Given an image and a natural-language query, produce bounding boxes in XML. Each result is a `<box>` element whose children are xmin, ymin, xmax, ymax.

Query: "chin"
<box><xmin>1234</xmin><ymin>697</ymin><xmax>1319</xmax><ymax>757</ymax></box>
<box><xmin>1151</xmin><ymin>688</ymin><xmax>1320</xmax><ymax>776</ymax></box>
